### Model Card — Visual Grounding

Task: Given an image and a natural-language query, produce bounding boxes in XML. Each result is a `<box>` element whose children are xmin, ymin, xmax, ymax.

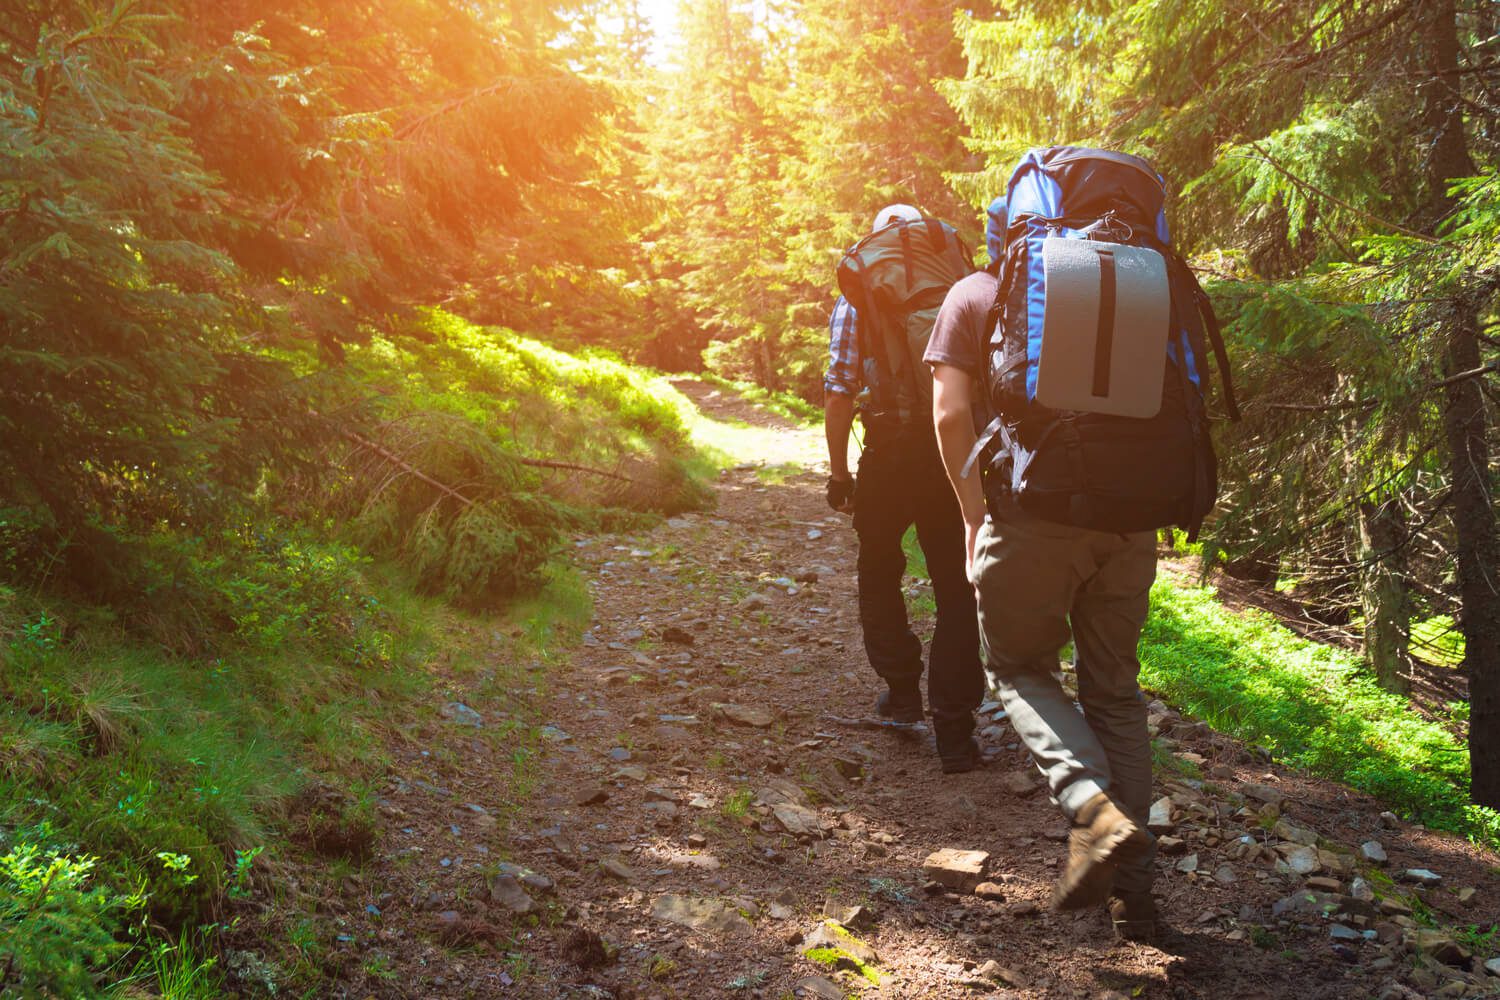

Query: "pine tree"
<box><xmin>0</xmin><ymin>0</ymin><xmax>635</xmax><ymax>594</ymax></box>
<box><xmin>0</xmin><ymin>2</ymin><xmax>299</xmax><ymax>591</ymax></box>
<box><xmin>643</xmin><ymin>0</ymin><xmax>990</xmax><ymax>397</ymax></box>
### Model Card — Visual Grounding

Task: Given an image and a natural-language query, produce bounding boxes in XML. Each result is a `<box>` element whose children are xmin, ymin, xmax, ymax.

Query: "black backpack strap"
<box><xmin>1191</xmin><ymin>283</ymin><xmax>1241</xmax><ymax>422</ymax></box>
<box><xmin>1164</xmin><ymin>252</ymin><xmax>1240</xmax><ymax>422</ymax></box>
<box><xmin>963</xmin><ymin>416</ymin><xmax>1007</xmax><ymax>480</ymax></box>
<box><xmin>1171</xmin><ymin>330</ymin><xmax>1210</xmax><ymax>543</ymax></box>
<box><xmin>1058</xmin><ymin>418</ymin><xmax>1093</xmax><ymax>526</ymax></box>
<box><xmin>986</xmin><ymin>238</ymin><xmax>1029</xmax><ymax>416</ymax></box>
<box><xmin>925</xmin><ymin>218</ymin><xmax>946</xmax><ymax>253</ymax></box>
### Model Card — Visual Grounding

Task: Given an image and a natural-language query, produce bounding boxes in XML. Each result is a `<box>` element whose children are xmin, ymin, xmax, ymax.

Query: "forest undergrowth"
<box><xmin>0</xmin><ymin>312</ymin><xmax>705</xmax><ymax>997</ymax></box>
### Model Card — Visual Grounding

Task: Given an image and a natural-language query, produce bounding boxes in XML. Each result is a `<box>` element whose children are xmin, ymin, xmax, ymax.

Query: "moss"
<box><xmin>802</xmin><ymin>923</ymin><xmax>882</xmax><ymax>985</ymax></box>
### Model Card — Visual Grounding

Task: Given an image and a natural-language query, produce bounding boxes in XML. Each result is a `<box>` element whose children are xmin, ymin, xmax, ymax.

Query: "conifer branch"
<box><xmin>1283</xmin><ymin>0</ymin><xmax>1420</xmax><ymax>70</ymax></box>
<box><xmin>394</xmin><ymin>78</ymin><xmax>523</xmax><ymax>141</ymax></box>
<box><xmin>1263</xmin><ymin>361</ymin><xmax>1499</xmax><ymax>412</ymax></box>
<box><xmin>1242</xmin><ymin>140</ymin><xmax>1436</xmax><ymax>242</ymax></box>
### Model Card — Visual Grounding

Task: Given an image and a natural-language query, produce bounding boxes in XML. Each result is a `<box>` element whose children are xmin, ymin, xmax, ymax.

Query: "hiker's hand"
<box><xmin>826</xmin><ymin>474</ymin><xmax>855</xmax><ymax>513</ymax></box>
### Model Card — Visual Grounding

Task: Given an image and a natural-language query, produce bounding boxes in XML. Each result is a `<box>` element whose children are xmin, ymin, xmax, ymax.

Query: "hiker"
<box><xmin>824</xmin><ymin>202</ymin><xmax>985</xmax><ymax>774</ymax></box>
<box><xmin>928</xmin><ymin>151</ymin><xmax>1237</xmax><ymax>940</ymax></box>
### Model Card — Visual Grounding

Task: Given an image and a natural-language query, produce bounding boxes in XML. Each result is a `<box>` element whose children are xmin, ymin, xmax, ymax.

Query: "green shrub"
<box><xmin>127</xmin><ymin>524</ymin><xmax>389</xmax><ymax>661</ymax></box>
<box><xmin>326</xmin><ymin>310</ymin><xmax>707</xmax><ymax>607</ymax></box>
<box><xmin>0</xmin><ymin>826</ymin><xmax>128</xmax><ymax>998</ymax></box>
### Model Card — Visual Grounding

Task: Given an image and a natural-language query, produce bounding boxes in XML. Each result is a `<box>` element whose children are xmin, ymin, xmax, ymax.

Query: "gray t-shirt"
<box><xmin>924</xmin><ymin>270</ymin><xmax>997</xmax><ymax>382</ymax></box>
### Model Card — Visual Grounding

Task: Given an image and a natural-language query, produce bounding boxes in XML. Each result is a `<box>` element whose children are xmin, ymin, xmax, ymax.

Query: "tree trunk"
<box><xmin>1357</xmin><ymin>497</ymin><xmax>1411</xmax><ymax>694</ymax></box>
<box><xmin>1342</xmin><ymin>374</ymin><xmax>1411</xmax><ymax>692</ymax></box>
<box><xmin>1418</xmin><ymin>0</ymin><xmax>1500</xmax><ymax>808</ymax></box>
<box><xmin>756</xmin><ymin>333</ymin><xmax>777</xmax><ymax>391</ymax></box>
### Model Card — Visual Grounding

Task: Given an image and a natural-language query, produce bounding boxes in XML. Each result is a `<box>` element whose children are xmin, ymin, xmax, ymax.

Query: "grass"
<box><xmin>0</xmin><ymin>559</ymin><xmax>580</xmax><ymax>996</ymax></box>
<box><xmin>1410</xmin><ymin>615</ymin><xmax>1466</xmax><ymax>668</ymax></box>
<box><xmin>722</xmin><ymin>787</ymin><xmax>755</xmax><ymax>819</ymax></box>
<box><xmin>339</xmin><ymin>312</ymin><xmax>710</xmax><ymax>607</ymax></box>
<box><xmin>756</xmin><ymin>462</ymin><xmax>806</xmax><ymax>485</ymax></box>
<box><xmin>900</xmin><ymin>527</ymin><xmax>937</xmax><ymax>619</ymax></box>
<box><xmin>1142</xmin><ymin>579</ymin><xmax>1500</xmax><ymax>849</ymax></box>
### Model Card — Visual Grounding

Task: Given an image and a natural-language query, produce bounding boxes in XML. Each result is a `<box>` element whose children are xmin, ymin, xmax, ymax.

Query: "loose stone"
<box><xmin>973</xmin><ymin>881</ymin><xmax>1007</xmax><ymax>901</ymax></box>
<box><xmin>1401</xmin><ymin>868</ymin><xmax>1441</xmax><ymax>886</ymax></box>
<box><xmin>922</xmin><ymin>848</ymin><xmax>990</xmax><ymax>892</ymax></box>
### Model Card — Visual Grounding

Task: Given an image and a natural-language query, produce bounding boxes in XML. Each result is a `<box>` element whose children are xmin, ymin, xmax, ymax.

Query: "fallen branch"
<box><xmin>820</xmin><ymin>714</ymin><xmax>929</xmax><ymax>733</ymax></box>
<box><xmin>340</xmin><ymin>427</ymin><xmax>476</xmax><ymax>507</ymax></box>
<box><xmin>519</xmin><ymin>457</ymin><xmax>631</xmax><ymax>481</ymax></box>
<box><xmin>338</xmin><ymin>420</ymin><xmax>634</xmax><ymax>501</ymax></box>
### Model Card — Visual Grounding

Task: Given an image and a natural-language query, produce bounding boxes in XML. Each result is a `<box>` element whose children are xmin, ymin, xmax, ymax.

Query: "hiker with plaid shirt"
<box><xmin>824</xmin><ymin>203</ymin><xmax>984</xmax><ymax>774</ymax></box>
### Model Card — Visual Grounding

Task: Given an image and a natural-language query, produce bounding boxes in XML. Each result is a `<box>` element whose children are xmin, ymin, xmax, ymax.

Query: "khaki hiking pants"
<box><xmin>971</xmin><ymin>503</ymin><xmax>1157</xmax><ymax>894</ymax></box>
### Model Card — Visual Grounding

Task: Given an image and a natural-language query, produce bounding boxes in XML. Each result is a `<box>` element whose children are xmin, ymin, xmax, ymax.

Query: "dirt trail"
<box><xmin>348</xmin><ymin>384</ymin><xmax>1500</xmax><ymax>1000</ymax></box>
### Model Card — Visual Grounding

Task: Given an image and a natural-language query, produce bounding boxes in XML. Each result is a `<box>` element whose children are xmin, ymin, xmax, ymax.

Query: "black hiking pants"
<box><xmin>852</xmin><ymin>423</ymin><xmax>984</xmax><ymax>726</ymax></box>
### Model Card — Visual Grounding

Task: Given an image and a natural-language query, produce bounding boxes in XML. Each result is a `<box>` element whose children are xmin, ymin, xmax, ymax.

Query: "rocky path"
<box><xmin>350</xmin><ymin>384</ymin><xmax>1500</xmax><ymax>1000</ymax></box>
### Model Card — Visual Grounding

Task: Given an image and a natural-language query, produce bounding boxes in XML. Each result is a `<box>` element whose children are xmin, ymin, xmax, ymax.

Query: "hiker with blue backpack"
<box><xmin>928</xmin><ymin>148</ymin><xmax>1238</xmax><ymax>940</ymax></box>
<box><xmin>824</xmin><ymin>203</ymin><xmax>986</xmax><ymax>774</ymax></box>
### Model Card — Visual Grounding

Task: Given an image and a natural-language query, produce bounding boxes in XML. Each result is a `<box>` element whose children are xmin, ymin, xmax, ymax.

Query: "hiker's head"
<box><xmin>871</xmin><ymin>203</ymin><xmax>922</xmax><ymax>232</ymax></box>
<box><xmin>985</xmin><ymin>196</ymin><xmax>1008</xmax><ymax>266</ymax></box>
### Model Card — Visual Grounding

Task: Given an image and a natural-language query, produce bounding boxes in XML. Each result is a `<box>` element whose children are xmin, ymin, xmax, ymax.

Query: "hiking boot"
<box><xmin>875</xmin><ymin>684</ymin><xmax>924</xmax><ymax>724</ymax></box>
<box><xmin>1052</xmin><ymin>792</ymin><xmax>1154</xmax><ymax>912</ymax></box>
<box><xmin>937</xmin><ymin>736</ymin><xmax>980</xmax><ymax>773</ymax></box>
<box><xmin>934</xmin><ymin>717</ymin><xmax>980</xmax><ymax>774</ymax></box>
<box><xmin>1108</xmin><ymin>891</ymin><xmax>1159</xmax><ymax>942</ymax></box>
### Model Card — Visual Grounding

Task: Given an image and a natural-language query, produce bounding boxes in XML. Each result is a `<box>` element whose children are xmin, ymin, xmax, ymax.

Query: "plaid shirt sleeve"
<box><xmin>823</xmin><ymin>296</ymin><xmax>861</xmax><ymax>397</ymax></box>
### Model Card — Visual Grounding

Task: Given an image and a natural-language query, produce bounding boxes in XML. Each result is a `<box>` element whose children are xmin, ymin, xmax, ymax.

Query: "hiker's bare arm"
<box><xmin>932</xmin><ymin>364</ymin><xmax>987</xmax><ymax>530</ymax></box>
<box><xmin>824</xmin><ymin>390</ymin><xmax>855</xmax><ymax>482</ymax></box>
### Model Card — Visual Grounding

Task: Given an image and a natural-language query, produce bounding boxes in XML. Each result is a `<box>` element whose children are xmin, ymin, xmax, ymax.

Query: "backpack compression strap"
<box><xmin>1163</xmin><ymin>251</ymin><xmax>1240</xmax><ymax>422</ymax></box>
<box><xmin>1191</xmin><ymin>283</ymin><xmax>1241</xmax><ymax>422</ymax></box>
<box><xmin>962</xmin><ymin>416</ymin><xmax>1012</xmax><ymax>481</ymax></box>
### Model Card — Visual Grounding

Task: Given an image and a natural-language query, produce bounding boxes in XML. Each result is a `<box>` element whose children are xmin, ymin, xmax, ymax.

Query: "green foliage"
<box><xmin>0</xmin><ymin>0</ymin><xmax>638</xmax><ymax>604</ymax></box>
<box><xmin>130</xmin><ymin>526</ymin><xmax>389</xmax><ymax>660</ymax></box>
<box><xmin>900</xmin><ymin>527</ymin><xmax>937</xmax><ymax>620</ymax></box>
<box><xmin>803</xmin><ymin>922</ymin><xmax>881</xmax><ymax>984</ymax></box>
<box><xmin>135</xmin><ymin>929</ymin><xmax>222</xmax><ymax>1000</ymax></box>
<box><xmin>0</xmin><ymin>2</ymin><xmax>314</xmax><ymax>596</ymax></box>
<box><xmin>0</xmin><ymin>827</ymin><xmax>127</xmax><ymax>998</ymax></box>
<box><xmin>1142</xmin><ymin>580</ymin><xmax>1499</xmax><ymax>848</ymax></box>
<box><xmin>721</xmin><ymin>787</ymin><xmax>754</xmax><ymax>819</ymax></box>
<box><xmin>0</xmin><ymin>536</ymin><xmax>580</xmax><ymax>992</ymax></box>
<box><xmin>329</xmin><ymin>310</ymin><xmax>706</xmax><ymax>607</ymax></box>
<box><xmin>698</xmin><ymin>375</ymin><xmax>821</xmax><ymax>426</ymax></box>
<box><xmin>643</xmin><ymin>0</ymin><xmax>991</xmax><ymax>398</ymax></box>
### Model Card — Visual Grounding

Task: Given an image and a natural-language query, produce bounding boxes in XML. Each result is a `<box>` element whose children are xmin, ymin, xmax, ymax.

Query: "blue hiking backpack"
<box><xmin>969</xmin><ymin>146</ymin><xmax>1239</xmax><ymax>539</ymax></box>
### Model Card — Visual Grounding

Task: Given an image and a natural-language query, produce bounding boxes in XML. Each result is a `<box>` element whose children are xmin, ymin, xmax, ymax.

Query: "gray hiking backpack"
<box><xmin>836</xmin><ymin>217</ymin><xmax>975</xmax><ymax>425</ymax></box>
